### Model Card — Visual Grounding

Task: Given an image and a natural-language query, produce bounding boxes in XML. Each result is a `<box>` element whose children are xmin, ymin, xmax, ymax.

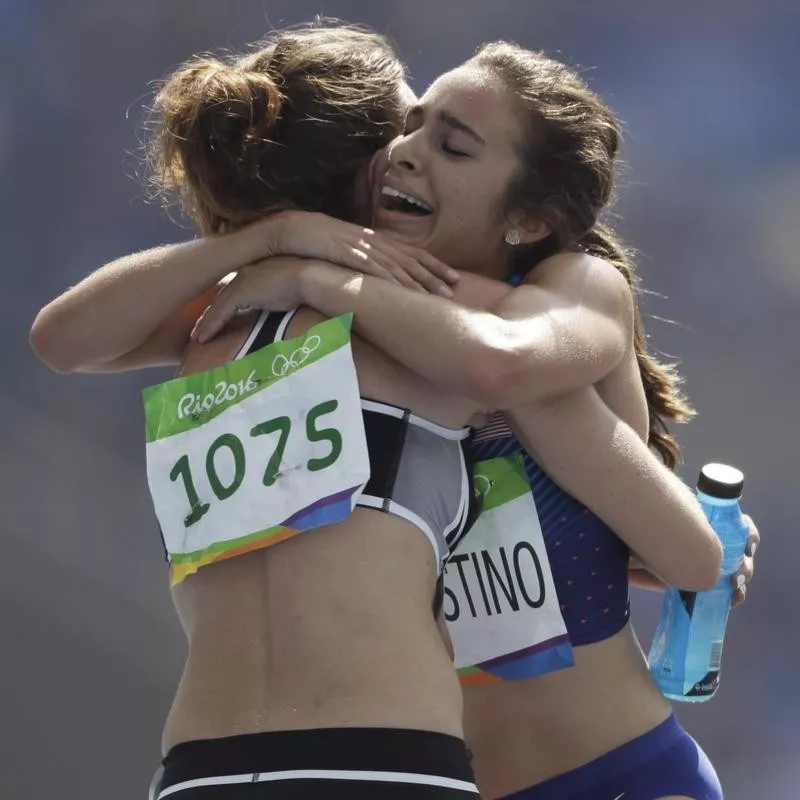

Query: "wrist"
<box><xmin>251</xmin><ymin>210</ymin><xmax>308</xmax><ymax>260</ymax></box>
<box><xmin>299</xmin><ymin>262</ymin><xmax>362</xmax><ymax>315</ymax></box>
<box><xmin>212</xmin><ymin>215</ymin><xmax>284</xmax><ymax>267</ymax></box>
<box><xmin>186</xmin><ymin>228</ymin><xmax>264</xmax><ymax>287</ymax></box>
<box><xmin>251</xmin><ymin>213</ymin><xmax>285</xmax><ymax>260</ymax></box>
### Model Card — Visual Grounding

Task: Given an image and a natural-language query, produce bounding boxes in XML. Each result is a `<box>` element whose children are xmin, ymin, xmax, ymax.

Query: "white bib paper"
<box><xmin>444</xmin><ymin>454</ymin><xmax>574</xmax><ymax>684</ymax></box>
<box><xmin>142</xmin><ymin>315</ymin><xmax>370</xmax><ymax>584</ymax></box>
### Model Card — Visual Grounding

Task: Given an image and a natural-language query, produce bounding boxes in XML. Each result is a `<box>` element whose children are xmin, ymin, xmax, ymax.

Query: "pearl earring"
<box><xmin>504</xmin><ymin>229</ymin><xmax>521</xmax><ymax>246</ymax></box>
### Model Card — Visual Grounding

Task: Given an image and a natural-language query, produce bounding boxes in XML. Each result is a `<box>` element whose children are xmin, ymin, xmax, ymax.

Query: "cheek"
<box><xmin>442</xmin><ymin>179</ymin><xmax>485</xmax><ymax>230</ymax></box>
<box><xmin>446</xmin><ymin>189</ymin><xmax>502</xmax><ymax>245</ymax></box>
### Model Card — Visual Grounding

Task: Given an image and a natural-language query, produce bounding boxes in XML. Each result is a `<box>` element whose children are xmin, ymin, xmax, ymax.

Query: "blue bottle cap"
<box><xmin>697</xmin><ymin>463</ymin><xmax>744</xmax><ymax>499</ymax></box>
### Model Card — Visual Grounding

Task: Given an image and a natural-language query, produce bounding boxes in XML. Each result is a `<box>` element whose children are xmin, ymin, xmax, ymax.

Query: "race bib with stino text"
<box><xmin>444</xmin><ymin>453</ymin><xmax>575</xmax><ymax>684</ymax></box>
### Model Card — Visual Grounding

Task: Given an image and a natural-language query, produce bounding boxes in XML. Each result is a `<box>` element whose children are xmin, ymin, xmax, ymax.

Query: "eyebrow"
<box><xmin>407</xmin><ymin>105</ymin><xmax>486</xmax><ymax>146</ymax></box>
<box><xmin>440</xmin><ymin>112</ymin><xmax>486</xmax><ymax>145</ymax></box>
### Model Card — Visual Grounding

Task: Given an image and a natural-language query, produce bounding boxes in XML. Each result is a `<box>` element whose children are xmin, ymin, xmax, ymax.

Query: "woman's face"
<box><xmin>352</xmin><ymin>80</ymin><xmax>417</xmax><ymax>225</ymax></box>
<box><xmin>370</xmin><ymin>65</ymin><xmax>532</xmax><ymax>278</ymax></box>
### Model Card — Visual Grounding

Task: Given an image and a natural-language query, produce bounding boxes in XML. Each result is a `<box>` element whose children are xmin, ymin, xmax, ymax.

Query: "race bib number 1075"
<box><xmin>142</xmin><ymin>315</ymin><xmax>370</xmax><ymax>585</ymax></box>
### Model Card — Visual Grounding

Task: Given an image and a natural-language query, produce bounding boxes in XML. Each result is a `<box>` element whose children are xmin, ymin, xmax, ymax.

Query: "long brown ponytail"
<box><xmin>472</xmin><ymin>42</ymin><xmax>694</xmax><ymax>468</ymax></box>
<box><xmin>577</xmin><ymin>224</ymin><xmax>694</xmax><ymax>469</ymax></box>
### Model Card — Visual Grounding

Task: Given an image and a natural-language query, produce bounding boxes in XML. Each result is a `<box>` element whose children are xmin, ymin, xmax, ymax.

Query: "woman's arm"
<box><xmin>30</xmin><ymin>211</ymin><xmax>456</xmax><ymax>374</ymax></box>
<box><xmin>629</xmin><ymin>521</ymin><xmax>760</xmax><ymax>603</ymax></box>
<box><xmin>300</xmin><ymin>253</ymin><xmax>630</xmax><ymax>409</ymax></box>
<box><xmin>506</xmin><ymin>388</ymin><xmax>723</xmax><ymax>592</ymax></box>
<box><xmin>29</xmin><ymin>233</ymin><xmax>259</xmax><ymax>373</ymax></box>
<box><xmin>197</xmin><ymin>252</ymin><xmax>631</xmax><ymax>409</ymax></box>
<box><xmin>628</xmin><ymin>564</ymin><xmax>669</xmax><ymax>591</ymax></box>
<box><xmin>192</xmin><ymin>252</ymin><xmax>750</xmax><ymax>593</ymax></box>
<box><xmin>191</xmin><ymin>253</ymin><xmax>747</xmax><ymax>592</ymax></box>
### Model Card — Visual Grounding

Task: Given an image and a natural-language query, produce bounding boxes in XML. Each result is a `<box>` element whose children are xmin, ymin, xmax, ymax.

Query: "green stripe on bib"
<box><xmin>143</xmin><ymin>314</ymin><xmax>353</xmax><ymax>443</ymax></box>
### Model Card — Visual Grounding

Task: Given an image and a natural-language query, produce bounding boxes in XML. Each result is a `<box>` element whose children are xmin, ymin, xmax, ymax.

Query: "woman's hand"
<box><xmin>263</xmin><ymin>210</ymin><xmax>459</xmax><ymax>296</ymax></box>
<box><xmin>191</xmin><ymin>257</ymin><xmax>342</xmax><ymax>343</ymax></box>
<box><xmin>628</xmin><ymin>513</ymin><xmax>760</xmax><ymax>605</ymax></box>
<box><xmin>732</xmin><ymin>514</ymin><xmax>759</xmax><ymax>607</ymax></box>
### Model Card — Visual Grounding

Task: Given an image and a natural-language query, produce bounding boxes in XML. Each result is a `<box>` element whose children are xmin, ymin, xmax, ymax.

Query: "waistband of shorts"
<box><xmin>502</xmin><ymin>714</ymin><xmax>685</xmax><ymax>799</ymax></box>
<box><xmin>160</xmin><ymin>727</ymin><xmax>476</xmax><ymax>789</ymax></box>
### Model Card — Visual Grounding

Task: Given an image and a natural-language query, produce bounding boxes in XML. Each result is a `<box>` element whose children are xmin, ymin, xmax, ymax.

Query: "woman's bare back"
<box><xmin>163</xmin><ymin>295</ymin><xmax>508</xmax><ymax>752</ymax></box>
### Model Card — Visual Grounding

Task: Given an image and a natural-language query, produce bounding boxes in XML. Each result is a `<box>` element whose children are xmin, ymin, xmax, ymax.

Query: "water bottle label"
<box><xmin>686</xmin><ymin>669</ymin><xmax>720</xmax><ymax>697</ymax></box>
<box><xmin>648</xmin><ymin>589</ymin><xmax>730</xmax><ymax>702</ymax></box>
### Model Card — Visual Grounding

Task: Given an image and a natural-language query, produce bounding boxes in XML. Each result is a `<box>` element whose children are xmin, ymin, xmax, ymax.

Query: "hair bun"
<box><xmin>152</xmin><ymin>56</ymin><xmax>283</xmax><ymax>212</ymax></box>
<box><xmin>148</xmin><ymin>23</ymin><xmax>406</xmax><ymax>234</ymax></box>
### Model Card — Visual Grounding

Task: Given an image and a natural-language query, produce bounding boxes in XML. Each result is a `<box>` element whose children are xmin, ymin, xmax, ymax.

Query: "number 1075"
<box><xmin>169</xmin><ymin>399</ymin><xmax>342</xmax><ymax>528</ymax></box>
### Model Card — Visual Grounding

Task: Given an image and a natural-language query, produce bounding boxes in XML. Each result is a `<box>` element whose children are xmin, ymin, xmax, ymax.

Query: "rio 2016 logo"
<box><xmin>176</xmin><ymin>334</ymin><xmax>323</xmax><ymax>419</ymax></box>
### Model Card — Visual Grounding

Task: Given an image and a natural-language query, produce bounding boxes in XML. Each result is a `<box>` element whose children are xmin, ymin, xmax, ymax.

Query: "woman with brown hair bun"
<box><xmin>34</xmin><ymin>22</ymin><xmax>490</xmax><ymax>800</ymax></box>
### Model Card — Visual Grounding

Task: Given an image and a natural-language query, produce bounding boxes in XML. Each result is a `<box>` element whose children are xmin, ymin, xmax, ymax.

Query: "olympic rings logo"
<box><xmin>271</xmin><ymin>334</ymin><xmax>322</xmax><ymax>378</ymax></box>
<box><xmin>474</xmin><ymin>474</ymin><xmax>494</xmax><ymax>499</ymax></box>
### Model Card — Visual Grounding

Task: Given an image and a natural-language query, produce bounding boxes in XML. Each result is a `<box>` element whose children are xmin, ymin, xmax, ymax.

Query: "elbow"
<box><xmin>695</xmin><ymin>537</ymin><xmax>724</xmax><ymax>591</ymax></box>
<box><xmin>675</xmin><ymin>535</ymin><xmax>723</xmax><ymax>592</ymax></box>
<box><xmin>468</xmin><ymin>361</ymin><xmax>509</xmax><ymax>409</ymax></box>
<box><xmin>29</xmin><ymin>310</ymin><xmax>79</xmax><ymax>373</ymax></box>
<box><xmin>467</xmin><ymin>343</ymin><xmax>529</xmax><ymax>410</ymax></box>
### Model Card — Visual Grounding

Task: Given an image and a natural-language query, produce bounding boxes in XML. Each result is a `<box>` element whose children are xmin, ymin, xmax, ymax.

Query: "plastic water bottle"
<box><xmin>648</xmin><ymin>463</ymin><xmax>749</xmax><ymax>702</ymax></box>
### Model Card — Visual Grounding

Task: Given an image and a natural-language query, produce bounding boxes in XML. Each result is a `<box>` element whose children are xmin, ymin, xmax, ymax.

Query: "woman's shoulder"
<box><xmin>527</xmin><ymin>252</ymin><xmax>633</xmax><ymax>316</ymax></box>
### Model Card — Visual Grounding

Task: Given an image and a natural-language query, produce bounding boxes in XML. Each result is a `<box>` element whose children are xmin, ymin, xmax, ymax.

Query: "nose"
<box><xmin>388</xmin><ymin>132</ymin><xmax>423</xmax><ymax>174</ymax></box>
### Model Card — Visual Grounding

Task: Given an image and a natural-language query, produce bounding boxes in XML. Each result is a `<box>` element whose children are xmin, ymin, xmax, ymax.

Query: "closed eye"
<box><xmin>442</xmin><ymin>141</ymin><xmax>469</xmax><ymax>157</ymax></box>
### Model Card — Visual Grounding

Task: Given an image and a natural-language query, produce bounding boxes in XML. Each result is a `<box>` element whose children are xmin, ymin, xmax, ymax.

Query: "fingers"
<box><xmin>193</xmin><ymin>281</ymin><xmax>241</xmax><ymax>343</ymax></box>
<box><xmin>739</xmin><ymin>547</ymin><xmax>755</xmax><ymax>579</ymax></box>
<box><xmin>383</xmin><ymin>241</ymin><xmax>459</xmax><ymax>295</ymax></box>
<box><xmin>729</xmin><ymin>513</ymin><xmax>760</xmax><ymax>608</ymax></box>
<box><xmin>192</xmin><ymin>293</ymin><xmax>236</xmax><ymax>344</ymax></box>
<box><xmin>317</xmin><ymin>234</ymin><xmax>401</xmax><ymax>285</ymax></box>
<box><xmin>275</xmin><ymin>214</ymin><xmax>459</xmax><ymax>296</ymax></box>
<box><xmin>743</xmin><ymin>513</ymin><xmax>760</xmax><ymax>558</ymax></box>
<box><xmin>731</xmin><ymin>549</ymin><xmax>753</xmax><ymax>601</ymax></box>
<box><xmin>364</xmin><ymin>240</ymin><xmax>458</xmax><ymax>296</ymax></box>
<box><xmin>339</xmin><ymin>242</ymin><xmax>392</xmax><ymax>279</ymax></box>
<box><xmin>732</xmin><ymin>572</ymin><xmax>747</xmax><ymax>607</ymax></box>
<box><xmin>392</xmin><ymin>241</ymin><xmax>460</xmax><ymax>284</ymax></box>
<box><xmin>731</xmin><ymin>525</ymin><xmax>758</xmax><ymax>608</ymax></box>
<box><xmin>351</xmin><ymin>240</ymin><xmax>407</xmax><ymax>287</ymax></box>
<box><xmin>345</xmin><ymin>238</ymin><xmax>426</xmax><ymax>292</ymax></box>
<box><xmin>270</xmin><ymin>212</ymin><xmax>460</xmax><ymax>295</ymax></box>
<box><xmin>395</xmin><ymin>253</ymin><xmax>455</xmax><ymax>296</ymax></box>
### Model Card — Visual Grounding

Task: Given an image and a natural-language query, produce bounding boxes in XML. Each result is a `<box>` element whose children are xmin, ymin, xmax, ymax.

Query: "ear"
<box><xmin>398</xmin><ymin>80</ymin><xmax>419</xmax><ymax>109</ymax></box>
<box><xmin>510</xmin><ymin>215</ymin><xmax>551</xmax><ymax>245</ymax></box>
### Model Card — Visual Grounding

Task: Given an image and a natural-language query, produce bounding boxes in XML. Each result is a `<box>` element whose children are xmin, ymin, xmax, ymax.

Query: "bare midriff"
<box><xmin>463</xmin><ymin>623</ymin><xmax>673</xmax><ymax>799</ymax></box>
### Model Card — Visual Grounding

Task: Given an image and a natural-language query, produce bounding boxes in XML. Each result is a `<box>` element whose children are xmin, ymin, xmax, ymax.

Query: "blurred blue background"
<box><xmin>4</xmin><ymin>1</ymin><xmax>798</xmax><ymax>798</ymax></box>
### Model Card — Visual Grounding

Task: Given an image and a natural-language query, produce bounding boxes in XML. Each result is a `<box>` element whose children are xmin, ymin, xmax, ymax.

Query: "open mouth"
<box><xmin>379</xmin><ymin>186</ymin><xmax>434</xmax><ymax>216</ymax></box>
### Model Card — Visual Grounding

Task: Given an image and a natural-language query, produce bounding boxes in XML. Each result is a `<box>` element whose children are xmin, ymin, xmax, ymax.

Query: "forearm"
<box><xmin>301</xmin><ymin>265</ymin><xmax>535</xmax><ymax>407</ymax></box>
<box><xmin>628</xmin><ymin>569</ymin><xmax>668</xmax><ymax>591</ymax></box>
<box><xmin>628</xmin><ymin>557</ymin><xmax>668</xmax><ymax>591</ymax></box>
<box><xmin>301</xmin><ymin>263</ymin><xmax>626</xmax><ymax>409</ymax></box>
<box><xmin>508</xmin><ymin>389</ymin><xmax>721</xmax><ymax>591</ymax></box>
<box><xmin>30</xmin><ymin>226</ymin><xmax>267</xmax><ymax>372</ymax></box>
